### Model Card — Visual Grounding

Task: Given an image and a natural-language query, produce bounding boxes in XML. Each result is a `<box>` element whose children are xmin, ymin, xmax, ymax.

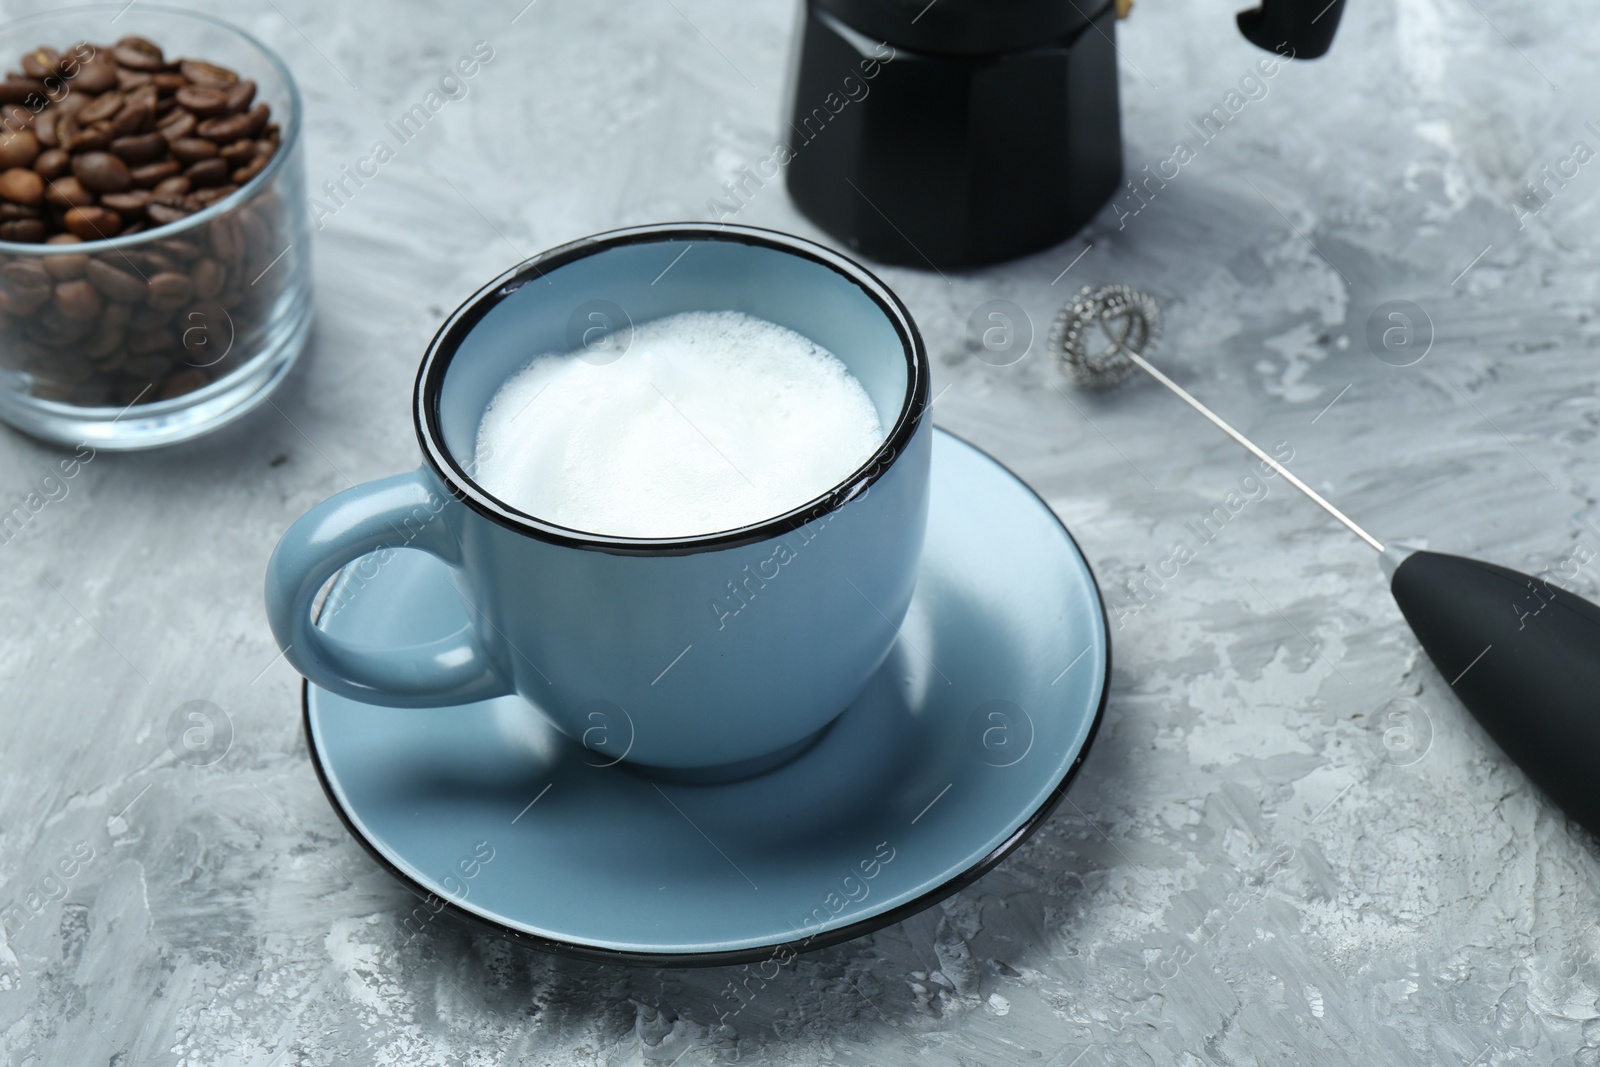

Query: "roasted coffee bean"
<box><xmin>0</xmin><ymin>78</ymin><xmax>41</xmax><ymax>105</ymax></box>
<box><xmin>3</xmin><ymin>259</ymin><xmax>50</xmax><ymax>284</ymax></box>
<box><xmin>33</xmin><ymin>110</ymin><xmax>55</xmax><ymax>147</ymax></box>
<box><xmin>63</xmin><ymin>204</ymin><xmax>121</xmax><ymax>239</ymax></box>
<box><xmin>20</xmin><ymin>316</ymin><xmax>70</xmax><ymax>348</ymax></box>
<box><xmin>232</xmin><ymin>155</ymin><xmax>268</xmax><ymax>185</ymax></box>
<box><xmin>169</xmin><ymin>137</ymin><xmax>215</xmax><ymax>164</ymax></box>
<box><xmin>180</xmin><ymin>297</ymin><xmax>228</xmax><ymax>341</ymax></box>
<box><xmin>191</xmin><ymin>185</ymin><xmax>237</xmax><ymax>207</ymax></box>
<box><xmin>20</xmin><ymin>48</ymin><xmax>60</xmax><ymax>80</ymax></box>
<box><xmin>54</xmin><ymin>92</ymin><xmax>85</xmax><ymax>116</ymax></box>
<box><xmin>66</xmin><ymin>122</ymin><xmax>116</xmax><ymax>153</ymax></box>
<box><xmin>0</xmin><ymin>260</ymin><xmax>51</xmax><ymax>311</ymax></box>
<box><xmin>0</xmin><ymin>202</ymin><xmax>39</xmax><ymax>220</ymax></box>
<box><xmin>145</xmin><ymin>270</ymin><xmax>193</xmax><ymax>311</ymax></box>
<box><xmin>84</xmin><ymin>259</ymin><xmax>145</xmax><ymax>302</ymax></box>
<box><xmin>208</xmin><ymin>214</ymin><xmax>240</xmax><ymax>260</ymax></box>
<box><xmin>128</xmin><ymin>304</ymin><xmax>171</xmax><ymax>330</ymax></box>
<box><xmin>0</xmin><ymin>218</ymin><xmax>44</xmax><ymax>242</ymax></box>
<box><xmin>151</xmin><ymin>72</ymin><xmax>188</xmax><ymax>94</ymax></box>
<box><xmin>100</xmin><ymin>189</ymin><xmax>151</xmax><ymax>217</ymax></box>
<box><xmin>150</xmin><ymin>175</ymin><xmax>189</xmax><ymax>198</ymax></box>
<box><xmin>41</xmin><ymin>78</ymin><xmax>71</xmax><ymax>106</ymax></box>
<box><xmin>180</xmin><ymin>59</ymin><xmax>237</xmax><ymax>88</ymax></box>
<box><xmin>184</xmin><ymin>157</ymin><xmax>227</xmax><ymax>187</ymax></box>
<box><xmin>115</xmin><ymin>67</ymin><xmax>152</xmax><ymax>91</ymax></box>
<box><xmin>127</xmin><ymin>328</ymin><xmax>175</xmax><ymax>355</ymax></box>
<box><xmin>93</xmin><ymin>349</ymin><xmax>128</xmax><ymax>374</ymax></box>
<box><xmin>235</xmin><ymin>207</ymin><xmax>267</xmax><ymax>253</ymax></box>
<box><xmin>76</xmin><ymin>90</ymin><xmax>123</xmax><ymax>125</ymax></box>
<box><xmin>154</xmin><ymin>238</ymin><xmax>200</xmax><ymax>263</ymax></box>
<box><xmin>145</xmin><ymin>197</ymin><xmax>190</xmax><ymax>225</ymax></box>
<box><xmin>82</xmin><ymin>322</ymin><xmax>122</xmax><ymax>360</ymax></box>
<box><xmin>126</xmin><ymin>83</ymin><xmax>159</xmax><ymax>111</ymax></box>
<box><xmin>53</xmin><ymin>278</ymin><xmax>100</xmax><ymax>319</ymax></box>
<box><xmin>100</xmin><ymin>302</ymin><xmax>132</xmax><ymax>328</ymax></box>
<box><xmin>112</xmin><ymin>37</ymin><xmax>167</xmax><ymax>72</ymax></box>
<box><xmin>191</xmin><ymin>256</ymin><xmax>224</xmax><ymax>300</ymax></box>
<box><xmin>218</xmin><ymin>139</ymin><xmax>255</xmax><ymax>166</ymax></box>
<box><xmin>42</xmin><ymin>249</ymin><xmax>88</xmax><ymax>281</ymax></box>
<box><xmin>111</xmin><ymin>98</ymin><xmax>154</xmax><ymax>137</ymax></box>
<box><xmin>110</xmin><ymin>131</ymin><xmax>164</xmax><ymax>164</ymax></box>
<box><xmin>72</xmin><ymin>150</ymin><xmax>130</xmax><ymax>192</ymax></box>
<box><xmin>0</xmin><ymin>78</ymin><xmax>45</xmax><ymax>104</ymax></box>
<box><xmin>157</xmin><ymin>109</ymin><xmax>195</xmax><ymax>141</ymax></box>
<box><xmin>44</xmin><ymin>176</ymin><xmax>94</xmax><ymax>209</ymax></box>
<box><xmin>223</xmin><ymin>80</ymin><xmax>255</xmax><ymax>113</ymax></box>
<box><xmin>32</xmin><ymin>146</ymin><xmax>67</xmax><ymax>178</ymax></box>
<box><xmin>0</xmin><ymin>167</ymin><xmax>44</xmax><ymax>205</ymax></box>
<box><xmin>174</xmin><ymin>85</ymin><xmax>228</xmax><ymax>117</ymax></box>
<box><xmin>73</xmin><ymin>60</ymin><xmax>118</xmax><ymax>94</ymax></box>
<box><xmin>0</xmin><ymin>129</ymin><xmax>38</xmax><ymax>168</ymax></box>
<box><xmin>64</xmin><ymin>123</ymin><xmax>115</xmax><ymax>153</ymax></box>
<box><xmin>195</xmin><ymin>110</ymin><xmax>253</xmax><ymax>142</ymax></box>
<box><xmin>129</xmin><ymin>159</ymin><xmax>179</xmax><ymax>186</ymax></box>
<box><xmin>36</xmin><ymin>301</ymin><xmax>101</xmax><ymax>343</ymax></box>
<box><xmin>0</xmin><ymin>102</ymin><xmax>34</xmax><ymax>127</ymax></box>
<box><xmin>5</xmin><ymin>126</ymin><xmax>47</xmax><ymax>169</ymax></box>
<box><xmin>132</xmin><ymin>249</ymin><xmax>180</xmax><ymax>275</ymax></box>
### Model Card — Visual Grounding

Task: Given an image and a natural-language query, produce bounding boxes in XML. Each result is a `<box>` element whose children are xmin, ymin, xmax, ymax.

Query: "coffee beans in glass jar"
<box><xmin>0</xmin><ymin>30</ymin><xmax>307</xmax><ymax>420</ymax></box>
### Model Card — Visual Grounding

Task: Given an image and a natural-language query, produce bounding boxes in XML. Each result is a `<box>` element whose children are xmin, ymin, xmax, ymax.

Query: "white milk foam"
<box><xmin>473</xmin><ymin>310</ymin><xmax>886</xmax><ymax>538</ymax></box>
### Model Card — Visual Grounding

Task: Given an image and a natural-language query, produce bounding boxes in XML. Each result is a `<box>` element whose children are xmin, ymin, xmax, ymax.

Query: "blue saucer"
<box><xmin>303</xmin><ymin>429</ymin><xmax>1109</xmax><ymax>965</ymax></box>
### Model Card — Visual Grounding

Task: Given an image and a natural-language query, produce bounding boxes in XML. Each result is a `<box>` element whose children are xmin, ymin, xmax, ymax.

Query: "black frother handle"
<box><xmin>1236</xmin><ymin>0</ymin><xmax>1346</xmax><ymax>59</ymax></box>
<box><xmin>1390</xmin><ymin>550</ymin><xmax>1600</xmax><ymax>835</ymax></box>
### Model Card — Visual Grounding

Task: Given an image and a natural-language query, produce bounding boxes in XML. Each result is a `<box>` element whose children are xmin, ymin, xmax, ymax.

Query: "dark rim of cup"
<box><xmin>413</xmin><ymin>223</ymin><xmax>930</xmax><ymax>556</ymax></box>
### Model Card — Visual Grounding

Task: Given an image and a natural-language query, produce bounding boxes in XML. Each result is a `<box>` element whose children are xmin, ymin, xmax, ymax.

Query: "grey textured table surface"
<box><xmin>3</xmin><ymin>0</ymin><xmax>1599</xmax><ymax>1063</ymax></box>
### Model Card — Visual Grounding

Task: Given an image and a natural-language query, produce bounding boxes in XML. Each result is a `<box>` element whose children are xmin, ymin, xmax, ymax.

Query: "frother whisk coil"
<box><xmin>1050</xmin><ymin>284</ymin><xmax>1162</xmax><ymax>390</ymax></box>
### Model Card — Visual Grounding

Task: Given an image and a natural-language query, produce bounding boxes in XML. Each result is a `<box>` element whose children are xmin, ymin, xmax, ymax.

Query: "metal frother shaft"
<box><xmin>1123</xmin><ymin>346</ymin><xmax>1385</xmax><ymax>553</ymax></box>
<box><xmin>1054</xmin><ymin>285</ymin><xmax>1600</xmax><ymax>836</ymax></box>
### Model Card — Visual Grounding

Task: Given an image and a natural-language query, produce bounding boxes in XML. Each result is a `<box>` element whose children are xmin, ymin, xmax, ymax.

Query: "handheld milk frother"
<box><xmin>1054</xmin><ymin>285</ymin><xmax>1600</xmax><ymax>837</ymax></box>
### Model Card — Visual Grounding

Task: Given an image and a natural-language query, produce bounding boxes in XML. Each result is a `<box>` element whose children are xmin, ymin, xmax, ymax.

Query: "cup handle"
<box><xmin>264</xmin><ymin>469</ymin><xmax>512</xmax><ymax>707</ymax></box>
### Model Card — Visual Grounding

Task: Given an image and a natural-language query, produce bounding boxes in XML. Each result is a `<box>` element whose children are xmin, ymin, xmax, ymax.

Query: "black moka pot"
<box><xmin>782</xmin><ymin>0</ymin><xmax>1347</xmax><ymax>268</ymax></box>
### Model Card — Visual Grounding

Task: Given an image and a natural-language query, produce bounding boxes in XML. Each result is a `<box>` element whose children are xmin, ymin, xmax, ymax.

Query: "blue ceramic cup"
<box><xmin>265</xmin><ymin>224</ymin><xmax>930</xmax><ymax>777</ymax></box>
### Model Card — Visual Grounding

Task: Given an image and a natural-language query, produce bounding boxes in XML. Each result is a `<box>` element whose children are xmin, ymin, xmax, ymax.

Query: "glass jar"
<box><xmin>0</xmin><ymin>5</ymin><xmax>310</xmax><ymax>449</ymax></box>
